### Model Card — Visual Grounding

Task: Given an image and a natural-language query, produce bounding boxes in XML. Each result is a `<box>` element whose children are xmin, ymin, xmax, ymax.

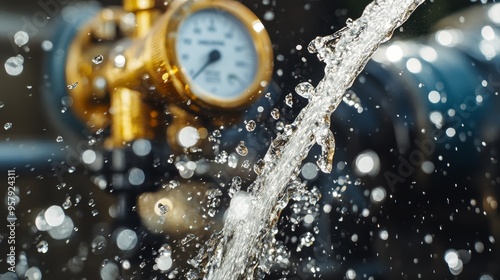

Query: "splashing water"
<box><xmin>199</xmin><ymin>0</ymin><xmax>426</xmax><ymax>279</ymax></box>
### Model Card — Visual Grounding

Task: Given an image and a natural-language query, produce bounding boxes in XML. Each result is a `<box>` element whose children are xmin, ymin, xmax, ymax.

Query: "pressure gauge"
<box><xmin>176</xmin><ymin>9</ymin><xmax>258</xmax><ymax>101</ymax></box>
<box><xmin>149</xmin><ymin>0</ymin><xmax>273</xmax><ymax>111</ymax></box>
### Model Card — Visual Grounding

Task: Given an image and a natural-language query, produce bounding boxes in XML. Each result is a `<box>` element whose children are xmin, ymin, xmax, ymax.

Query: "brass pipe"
<box><xmin>123</xmin><ymin>0</ymin><xmax>161</xmax><ymax>37</ymax></box>
<box><xmin>133</xmin><ymin>10</ymin><xmax>161</xmax><ymax>37</ymax></box>
<box><xmin>123</xmin><ymin>0</ymin><xmax>159</xmax><ymax>12</ymax></box>
<box><xmin>111</xmin><ymin>87</ymin><xmax>153</xmax><ymax>146</ymax></box>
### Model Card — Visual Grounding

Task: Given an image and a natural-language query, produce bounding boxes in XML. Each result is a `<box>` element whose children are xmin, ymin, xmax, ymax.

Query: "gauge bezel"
<box><xmin>162</xmin><ymin>0</ymin><xmax>273</xmax><ymax>111</ymax></box>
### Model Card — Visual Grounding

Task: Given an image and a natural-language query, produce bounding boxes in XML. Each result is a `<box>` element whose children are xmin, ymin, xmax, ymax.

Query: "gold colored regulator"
<box><xmin>67</xmin><ymin>0</ymin><xmax>273</xmax><ymax>147</ymax></box>
<box><xmin>66</xmin><ymin>0</ymin><xmax>273</xmax><ymax>234</ymax></box>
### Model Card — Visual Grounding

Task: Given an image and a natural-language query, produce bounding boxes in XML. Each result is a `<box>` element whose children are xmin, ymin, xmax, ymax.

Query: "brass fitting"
<box><xmin>123</xmin><ymin>0</ymin><xmax>161</xmax><ymax>12</ymax></box>
<box><xmin>110</xmin><ymin>87</ymin><xmax>155</xmax><ymax>146</ymax></box>
<box><xmin>65</xmin><ymin>0</ymin><xmax>272</xmax><ymax>148</ymax></box>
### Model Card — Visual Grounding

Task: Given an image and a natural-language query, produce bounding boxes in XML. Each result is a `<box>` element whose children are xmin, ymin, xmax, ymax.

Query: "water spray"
<box><xmin>202</xmin><ymin>0</ymin><xmax>426</xmax><ymax>279</ymax></box>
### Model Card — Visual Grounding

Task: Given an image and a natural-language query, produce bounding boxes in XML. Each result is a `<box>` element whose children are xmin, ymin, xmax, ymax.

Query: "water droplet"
<box><xmin>92</xmin><ymin>54</ymin><xmax>104</xmax><ymax>64</ymax></box>
<box><xmin>25</xmin><ymin>266</ymin><xmax>42</xmax><ymax>280</ymax></box>
<box><xmin>285</xmin><ymin>93</ymin><xmax>293</xmax><ymax>107</ymax></box>
<box><xmin>159</xmin><ymin>244</ymin><xmax>172</xmax><ymax>256</ymax></box>
<box><xmin>214</xmin><ymin>150</ymin><xmax>228</xmax><ymax>164</ymax></box>
<box><xmin>307</xmin><ymin>26</ymin><xmax>347</xmax><ymax>62</ymax></box>
<box><xmin>342</xmin><ymin>90</ymin><xmax>362</xmax><ymax>111</ymax></box>
<box><xmin>167</xmin><ymin>154</ymin><xmax>174</xmax><ymax>163</ymax></box>
<box><xmin>295</xmin><ymin>82</ymin><xmax>315</xmax><ymax>99</ymax></box>
<box><xmin>67</xmin><ymin>82</ymin><xmax>78</xmax><ymax>90</ymax></box>
<box><xmin>241</xmin><ymin>160</ymin><xmax>250</xmax><ymax>169</ymax></box>
<box><xmin>62</xmin><ymin>197</ymin><xmax>72</xmax><ymax>209</ymax></box>
<box><xmin>314</xmin><ymin>124</ymin><xmax>335</xmax><ymax>173</ymax></box>
<box><xmin>157</xmin><ymin>203</ymin><xmax>169</xmax><ymax>215</ymax></box>
<box><xmin>41</xmin><ymin>40</ymin><xmax>53</xmax><ymax>51</ymax></box>
<box><xmin>4</xmin><ymin>122</ymin><xmax>12</xmax><ymax>130</ymax></box>
<box><xmin>4</xmin><ymin>55</ymin><xmax>24</xmax><ymax>76</ymax></box>
<box><xmin>14</xmin><ymin>31</ymin><xmax>29</xmax><ymax>47</ymax></box>
<box><xmin>276</xmin><ymin>121</ymin><xmax>284</xmax><ymax>131</ymax></box>
<box><xmin>379</xmin><ymin>230</ymin><xmax>389</xmax><ymax>240</ymax></box>
<box><xmin>48</xmin><ymin>215</ymin><xmax>74</xmax><ymax>240</ymax></box>
<box><xmin>92</xmin><ymin>236</ymin><xmax>107</xmax><ymax>253</ymax></box>
<box><xmin>178</xmin><ymin>126</ymin><xmax>200</xmax><ymax>148</ymax></box>
<box><xmin>227</xmin><ymin>153</ymin><xmax>238</xmax><ymax>168</ymax></box>
<box><xmin>307</xmin><ymin>38</ymin><xmax>319</xmax><ymax>54</ymax></box>
<box><xmin>297</xmin><ymin>232</ymin><xmax>315</xmax><ymax>252</ymax></box>
<box><xmin>101</xmin><ymin>261</ymin><xmax>120</xmax><ymax>280</ymax></box>
<box><xmin>155</xmin><ymin>255</ymin><xmax>173</xmax><ymax>271</ymax></box>
<box><xmin>263</xmin><ymin>10</ymin><xmax>274</xmax><ymax>21</ymax></box>
<box><xmin>116</xmin><ymin>229</ymin><xmax>138</xmax><ymax>251</ymax></box>
<box><xmin>56</xmin><ymin>136</ymin><xmax>64</xmax><ymax>142</ymax></box>
<box><xmin>186</xmin><ymin>269</ymin><xmax>199</xmax><ymax>280</ymax></box>
<box><xmin>168</xmin><ymin>180</ymin><xmax>179</xmax><ymax>189</ymax></box>
<box><xmin>61</xmin><ymin>96</ymin><xmax>73</xmax><ymax>107</ymax></box>
<box><xmin>236</xmin><ymin>141</ymin><xmax>248</xmax><ymax>156</ymax></box>
<box><xmin>212</xmin><ymin>130</ymin><xmax>221</xmax><ymax>138</ymax></box>
<box><xmin>245</xmin><ymin>120</ymin><xmax>256</xmax><ymax>132</ymax></box>
<box><xmin>37</xmin><ymin>240</ymin><xmax>49</xmax><ymax>253</ymax></box>
<box><xmin>181</xmin><ymin>233</ymin><xmax>196</xmax><ymax>246</ymax></box>
<box><xmin>475</xmin><ymin>241</ymin><xmax>484</xmax><ymax>253</ymax></box>
<box><xmin>176</xmin><ymin>161</ymin><xmax>195</xmax><ymax>178</ymax></box>
<box><xmin>301</xmin><ymin>162</ymin><xmax>319</xmax><ymax>180</ymax></box>
<box><xmin>271</xmin><ymin>108</ymin><xmax>280</xmax><ymax>120</ymax></box>
<box><xmin>346</xmin><ymin>269</ymin><xmax>357</xmax><ymax>280</ymax></box>
<box><xmin>229</xmin><ymin>176</ymin><xmax>242</xmax><ymax>198</ymax></box>
<box><xmin>45</xmin><ymin>205</ymin><xmax>65</xmax><ymax>227</ymax></box>
<box><xmin>207</xmin><ymin>208</ymin><xmax>217</xmax><ymax>217</ymax></box>
<box><xmin>253</xmin><ymin>159</ymin><xmax>265</xmax><ymax>175</ymax></box>
<box><xmin>424</xmin><ymin>234</ymin><xmax>433</xmax><ymax>244</ymax></box>
<box><xmin>102</xmin><ymin>259</ymin><xmax>110</xmax><ymax>267</ymax></box>
<box><xmin>56</xmin><ymin>182</ymin><xmax>66</xmax><ymax>190</ymax></box>
<box><xmin>370</xmin><ymin>186</ymin><xmax>387</xmax><ymax>203</ymax></box>
<box><xmin>114</xmin><ymin>55</ymin><xmax>126</xmax><ymax>68</ymax></box>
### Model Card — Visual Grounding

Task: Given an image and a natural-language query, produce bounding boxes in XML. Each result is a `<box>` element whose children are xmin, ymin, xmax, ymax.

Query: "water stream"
<box><xmin>198</xmin><ymin>0</ymin><xmax>426</xmax><ymax>279</ymax></box>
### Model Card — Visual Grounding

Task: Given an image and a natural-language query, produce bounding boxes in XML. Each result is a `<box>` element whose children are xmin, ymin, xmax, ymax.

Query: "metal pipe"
<box><xmin>0</xmin><ymin>141</ymin><xmax>67</xmax><ymax>172</ymax></box>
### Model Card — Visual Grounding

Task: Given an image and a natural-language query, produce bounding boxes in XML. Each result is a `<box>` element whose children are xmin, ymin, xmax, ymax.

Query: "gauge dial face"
<box><xmin>175</xmin><ymin>8</ymin><xmax>258</xmax><ymax>101</ymax></box>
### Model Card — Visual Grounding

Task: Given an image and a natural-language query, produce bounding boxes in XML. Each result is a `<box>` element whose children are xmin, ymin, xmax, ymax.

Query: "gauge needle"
<box><xmin>192</xmin><ymin>49</ymin><xmax>221</xmax><ymax>79</ymax></box>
